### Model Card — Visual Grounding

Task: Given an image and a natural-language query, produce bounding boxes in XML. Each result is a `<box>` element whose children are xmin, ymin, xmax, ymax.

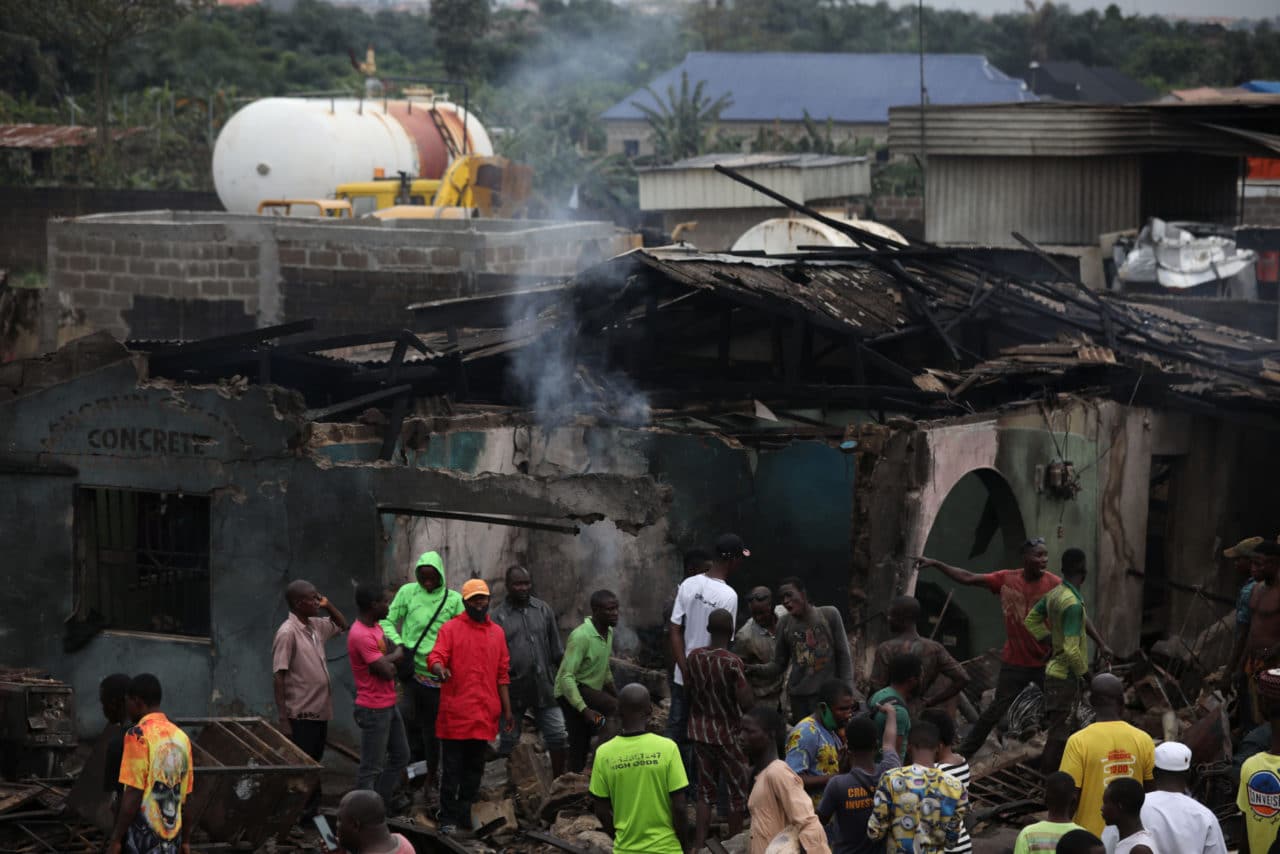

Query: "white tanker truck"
<box><xmin>211</xmin><ymin>95</ymin><xmax>495</xmax><ymax>215</ymax></box>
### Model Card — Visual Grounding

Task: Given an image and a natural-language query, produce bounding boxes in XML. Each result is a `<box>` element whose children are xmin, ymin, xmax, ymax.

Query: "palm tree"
<box><xmin>631</xmin><ymin>71</ymin><xmax>733</xmax><ymax>164</ymax></box>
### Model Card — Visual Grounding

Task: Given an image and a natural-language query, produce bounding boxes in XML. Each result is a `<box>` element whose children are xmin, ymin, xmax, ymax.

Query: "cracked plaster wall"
<box><xmin>0</xmin><ymin>363</ymin><xmax>666</xmax><ymax>738</ymax></box>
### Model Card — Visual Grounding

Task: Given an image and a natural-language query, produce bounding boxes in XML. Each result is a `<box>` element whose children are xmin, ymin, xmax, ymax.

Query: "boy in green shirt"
<box><xmin>1013</xmin><ymin>772</ymin><xmax>1085</xmax><ymax>854</ymax></box>
<box><xmin>555</xmin><ymin>589</ymin><xmax>619</xmax><ymax>772</ymax></box>
<box><xmin>590</xmin><ymin>684</ymin><xmax>689</xmax><ymax>854</ymax></box>
<box><xmin>869</xmin><ymin>653</ymin><xmax>920</xmax><ymax>757</ymax></box>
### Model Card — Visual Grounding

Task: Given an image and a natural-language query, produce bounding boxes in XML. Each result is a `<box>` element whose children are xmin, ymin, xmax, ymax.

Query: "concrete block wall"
<box><xmin>0</xmin><ymin>186</ymin><xmax>220</xmax><ymax>273</ymax></box>
<box><xmin>43</xmin><ymin>212</ymin><xmax>622</xmax><ymax>346</ymax></box>
<box><xmin>1244</xmin><ymin>196</ymin><xmax>1280</xmax><ymax>227</ymax></box>
<box><xmin>870</xmin><ymin>194</ymin><xmax>924</xmax><ymax>223</ymax></box>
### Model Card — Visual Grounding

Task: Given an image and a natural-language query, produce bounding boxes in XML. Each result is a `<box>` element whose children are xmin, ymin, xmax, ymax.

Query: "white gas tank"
<box><xmin>732</xmin><ymin>215</ymin><xmax>907</xmax><ymax>254</ymax></box>
<box><xmin>212</xmin><ymin>97</ymin><xmax>493</xmax><ymax>214</ymax></box>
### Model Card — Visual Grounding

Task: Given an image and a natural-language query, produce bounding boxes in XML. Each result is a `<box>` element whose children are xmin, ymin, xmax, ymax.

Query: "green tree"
<box><xmin>431</xmin><ymin>0</ymin><xmax>492</xmax><ymax>80</ymax></box>
<box><xmin>632</xmin><ymin>71</ymin><xmax>733</xmax><ymax>164</ymax></box>
<box><xmin>9</xmin><ymin>0</ymin><xmax>213</xmax><ymax>179</ymax></box>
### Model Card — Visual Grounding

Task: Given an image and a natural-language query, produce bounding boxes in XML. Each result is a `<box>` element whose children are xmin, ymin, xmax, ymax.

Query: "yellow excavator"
<box><xmin>334</xmin><ymin>155</ymin><xmax>534</xmax><ymax>220</ymax></box>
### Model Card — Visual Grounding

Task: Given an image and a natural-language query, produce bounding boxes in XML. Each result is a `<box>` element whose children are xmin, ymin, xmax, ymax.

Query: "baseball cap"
<box><xmin>714</xmin><ymin>533</ymin><xmax>751</xmax><ymax>559</ymax></box>
<box><xmin>1225</xmin><ymin>537</ymin><xmax>1264</xmax><ymax>558</ymax></box>
<box><xmin>461</xmin><ymin>578</ymin><xmax>491</xmax><ymax>601</ymax></box>
<box><xmin>1154</xmin><ymin>741</ymin><xmax>1191</xmax><ymax>772</ymax></box>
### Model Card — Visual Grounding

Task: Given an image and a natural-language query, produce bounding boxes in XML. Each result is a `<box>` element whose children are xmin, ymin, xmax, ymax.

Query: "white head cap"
<box><xmin>1154</xmin><ymin>741</ymin><xmax>1192</xmax><ymax>772</ymax></box>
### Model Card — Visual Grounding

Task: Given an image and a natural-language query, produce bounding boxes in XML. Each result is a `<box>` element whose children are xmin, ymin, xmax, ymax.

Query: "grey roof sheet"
<box><xmin>602</xmin><ymin>52</ymin><xmax>1035</xmax><ymax>123</ymax></box>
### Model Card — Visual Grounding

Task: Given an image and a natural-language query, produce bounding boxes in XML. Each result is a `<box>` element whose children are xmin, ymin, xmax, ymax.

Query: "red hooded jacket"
<box><xmin>428</xmin><ymin>612</ymin><xmax>510</xmax><ymax>740</ymax></box>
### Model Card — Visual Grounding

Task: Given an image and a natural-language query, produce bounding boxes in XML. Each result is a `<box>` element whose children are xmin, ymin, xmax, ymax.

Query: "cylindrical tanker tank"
<box><xmin>731</xmin><ymin>215</ymin><xmax>908</xmax><ymax>254</ymax></box>
<box><xmin>212</xmin><ymin>97</ymin><xmax>494</xmax><ymax>214</ymax></box>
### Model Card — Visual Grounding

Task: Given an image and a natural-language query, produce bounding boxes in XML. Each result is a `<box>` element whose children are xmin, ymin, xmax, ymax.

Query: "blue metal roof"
<box><xmin>602</xmin><ymin>52</ymin><xmax>1036</xmax><ymax>123</ymax></box>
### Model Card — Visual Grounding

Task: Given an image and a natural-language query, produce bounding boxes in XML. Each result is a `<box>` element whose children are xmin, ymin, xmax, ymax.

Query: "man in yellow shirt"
<box><xmin>1059</xmin><ymin>673</ymin><xmax>1154</xmax><ymax>836</ymax></box>
<box><xmin>1239</xmin><ymin>667</ymin><xmax>1280</xmax><ymax>854</ymax></box>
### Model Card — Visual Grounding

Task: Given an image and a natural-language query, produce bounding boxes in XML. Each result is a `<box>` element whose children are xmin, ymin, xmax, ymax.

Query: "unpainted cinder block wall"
<box><xmin>42</xmin><ymin>213</ymin><xmax>623</xmax><ymax>348</ymax></box>
<box><xmin>0</xmin><ymin>186</ymin><xmax>221</xmax><ymax>274</ymax></box>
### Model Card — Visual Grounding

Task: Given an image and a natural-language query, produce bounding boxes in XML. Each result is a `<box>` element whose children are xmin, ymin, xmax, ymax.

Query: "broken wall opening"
<box><xmin>920</xmin><ymin>467</ymin><xmax>1027</xmax><ymax>659</ymax></box>
<box><xmin>73</xmin><ymin>487</ymin><xmax>212</xmax><ymax>639</ymax></box>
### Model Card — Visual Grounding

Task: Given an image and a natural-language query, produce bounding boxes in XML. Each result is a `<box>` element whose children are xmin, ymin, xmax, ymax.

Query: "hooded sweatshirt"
<box><xmin>380</xmin><ymin>551</ymin><xmax>464</xmax><ymax>683</ymax></box>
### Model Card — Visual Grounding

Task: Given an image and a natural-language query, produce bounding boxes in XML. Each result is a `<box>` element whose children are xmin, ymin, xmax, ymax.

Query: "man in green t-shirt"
<box><xmin>589</xmin><ymin>684</ymin><xmax>690</xmax><ymax>854</ymax></box>
<box><xmin>1013</xmin><ymin>771</ymin><xmax>1085</xmax><ymax>854</ymax></box>
<box><xmin>869</xmin><ymin>652</ymin><xmax>920</xmax><ymax>756</ymax></box>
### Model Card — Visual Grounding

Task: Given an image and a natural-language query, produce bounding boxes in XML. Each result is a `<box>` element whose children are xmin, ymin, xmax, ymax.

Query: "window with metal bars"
<box><xmin>73</xmin><ymin>487</ymin><xmax>212</xmax><ymax>638</ymax></box>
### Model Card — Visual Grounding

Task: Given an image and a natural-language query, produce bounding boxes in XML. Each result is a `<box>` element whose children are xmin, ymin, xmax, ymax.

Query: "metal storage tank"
<box><xmin>731</xmin><ymin>215</ymin><xmax>907</xmax><ymax>254</ymax></box>
<box><xmin>212</xmin><ymin>97</ymin><xmax>494</xmax><ymax>214</ymax></box>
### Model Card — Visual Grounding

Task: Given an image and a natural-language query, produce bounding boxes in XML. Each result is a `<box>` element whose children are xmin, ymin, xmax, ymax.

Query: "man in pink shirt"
<box><xmin>272</xmin><ymin>579</ymin><xmax>348</xmax><ymax>818</ymax></box>
<box><xmin>348</xmin><ymin>583</ymin><xmax>408</xmax><ymax>811</ymax></box>
<box><xmin>272</xmin><ymin>580</ymin><xmax>349</xmax><ymax>752</ymax></box>
<box><xmin>428</xmin><ymin>579</ymin><xmax>514</xmax><ymax>835</ymax></box>
<box><xmin>335</xmin><ymin>790</ymin><xmax>415</xmax><ymax>854</ymax></box>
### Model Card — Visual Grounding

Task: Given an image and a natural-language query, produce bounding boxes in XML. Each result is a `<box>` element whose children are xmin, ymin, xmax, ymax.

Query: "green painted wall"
<box><xmin>921</xmin><ymin>427</ymin><xmax>1101</xmax><ymax>659</ymax></box>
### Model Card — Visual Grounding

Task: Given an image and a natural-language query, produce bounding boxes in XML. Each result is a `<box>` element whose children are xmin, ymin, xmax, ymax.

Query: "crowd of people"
<box><xmin>93</xmin><ymin>529</ymin><xmax>1280</xmax><ymax>853</ymax></box>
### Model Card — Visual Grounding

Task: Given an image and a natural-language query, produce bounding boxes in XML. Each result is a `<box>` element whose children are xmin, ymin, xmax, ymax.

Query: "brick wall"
<box><xmin>43</xmin><ymin>212</ymin><xmax>623</xmax><ymax>346</ymax></box>
<box><xmin>1244</xmin><ymin>196</ymin><xmax>1280</xmax><ymax>227</ymax></box>
<box><xmin>869</xmin><ymin>195</ymin><xmax>924</xmax><ymax>223</ymax></box>
<box><xmin>0</xmin><ymin>186</ymin><xmax>220</xmax><ymax>273</ymax></box>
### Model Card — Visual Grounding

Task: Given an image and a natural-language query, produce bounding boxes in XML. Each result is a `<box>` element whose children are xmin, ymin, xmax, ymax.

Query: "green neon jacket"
<box><xmin>380</xmin><ymin>551</ymin><xmax>464</xmax><ymax>681</ymax></box>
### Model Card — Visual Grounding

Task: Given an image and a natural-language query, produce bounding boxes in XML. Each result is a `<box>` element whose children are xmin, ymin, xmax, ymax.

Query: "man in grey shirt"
<box><xmin>491</xmin><ymin>565</ymin><xmax>568</xmax><ymax>777</ymax></box>
<box><xmin>748</xmin><ymin>576</ymin><xmax>854</xmax><ymax>723</ymax></box>
<box><xmin>734</xmin><ymin>585</ymin><xmax>785</xmax><ymax>712</ymax></box>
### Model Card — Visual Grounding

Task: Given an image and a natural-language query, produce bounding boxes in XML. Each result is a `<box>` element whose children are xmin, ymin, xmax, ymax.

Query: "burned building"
<box><xmin>5</xmin><ymin>176</ymin><xmax>1280</xmax><ymax>751</ymax></box>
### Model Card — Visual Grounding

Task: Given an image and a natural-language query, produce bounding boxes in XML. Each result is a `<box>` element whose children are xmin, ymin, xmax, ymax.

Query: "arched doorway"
<box><xmin>917</xmin><ymin>468</ymin><xmax>1027</xmax><ymax>660</ymax></box>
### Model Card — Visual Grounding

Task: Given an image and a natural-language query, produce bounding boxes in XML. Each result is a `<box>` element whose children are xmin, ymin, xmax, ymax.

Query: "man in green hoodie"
<box><xmin>382</xmin><ymin>551</ymin><xmax>464</xmax><ymax>798</ymax></box>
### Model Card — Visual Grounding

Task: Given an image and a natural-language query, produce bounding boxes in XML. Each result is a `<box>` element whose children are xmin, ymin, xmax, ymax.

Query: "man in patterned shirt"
<box><xmin>785</xmin><ymin>679</ymin><xmax>857</xmax><ymax>806</ymax></box>
<box><xmin>685</xmin><ymin>608</ymin><xmax>756</xmax><ymax>852</ymax></box>
<box><xmin>870</xmin><ymin>596</ymin><xmax>969</xmax><ymax>719</ymax></box>
<box><xmin>107</xmin><ymin>675</ymin><xmax>194</xmax><ymax>854</ymax></box>
<box><xmin>868</xmin><ymin>720</ymin><xmax>967</xmax><ymax>854</ymax></box>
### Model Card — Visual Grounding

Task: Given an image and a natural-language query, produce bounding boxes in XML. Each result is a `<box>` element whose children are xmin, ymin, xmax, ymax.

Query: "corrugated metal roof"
<box><xmin>640</xmin><ymin>153</ymin><xmax>866</xmax><ymax>172</ymax></box>
<box><xmin>926</xmin><ymin>154</ymin><xmax>1140</xmax><ymax>246</ymax></box>
<box><xmin>638</xmin><ymin>155</ymin><xmax>871</xmax><ymax>211</ymax></box>
<box><xmin>1026</xmin><ymin>61</ymin><xmax>1156</xmax><ymax>104</ymax></box>
<box><xmin>630</xmin><ymin>247</ymin><xmax>910</xmax><ymax>335</ymax></box>
<box><xmin>602</xmin><ymin>52</ymin><xmax>1035</xmax><ymax>124</ymax></box>
<box><xmin>888</xmin><ymin>102</ymin><xmax>1280</xmax><ymax>157</ymax></box>
<box><xmin>0</xmin><ymin>124</ymin><xmax>143</xmax><ymax>150</ymax></box>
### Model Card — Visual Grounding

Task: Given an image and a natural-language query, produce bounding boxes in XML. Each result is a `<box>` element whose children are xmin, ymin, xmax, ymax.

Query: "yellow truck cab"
<box><xmin>256</xmin><ymin>199</ymin><xmax>353</xmax><ymax>218</ymax></box>
<box><xmin>334</xmin><ymin>177</ymin><xmax>442</xmax><ymax>216</ymax></box>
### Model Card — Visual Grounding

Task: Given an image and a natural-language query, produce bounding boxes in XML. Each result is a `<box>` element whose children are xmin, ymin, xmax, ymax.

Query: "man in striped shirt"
<box><xmin>685</xmin><ymin>608</ymin><xmax>755</xmax><ymax>853</ymax></box>
<box><xmin>921</xmin><ymin>710</ymin><xmax>971</xmax><ymax>854</ymax></box>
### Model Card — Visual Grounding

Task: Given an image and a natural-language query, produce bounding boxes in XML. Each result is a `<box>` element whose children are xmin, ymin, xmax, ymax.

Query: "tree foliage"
<box><xmin>632</xmin><ymin>71</ymin><xmax>734</xmax><ymax>164</ymax></box>
<box><xmin>1</xmin><ymin>0</ymin><xmax>1278</xmax><ymax>209</ymax></box>
<box><xmin>6</xmin><ymin>0</ymin><xmax>214</xmax><ymax>177</ymax></box>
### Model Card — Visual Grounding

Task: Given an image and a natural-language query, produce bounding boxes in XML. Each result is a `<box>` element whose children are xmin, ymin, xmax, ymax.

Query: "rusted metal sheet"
<box><xmin>0</xmin><ymin>124</ymin><xmax>143</xmax><ymax>150</ymax></box>
<box><xmin>175</xmin><ymin>717</ymin><xmax>321</xmax><ymax>849</ymax></box>
<box><xmin>0</xmin><ymin>782</ymin><xmax>41</xmax><ymax>814</ymax></box>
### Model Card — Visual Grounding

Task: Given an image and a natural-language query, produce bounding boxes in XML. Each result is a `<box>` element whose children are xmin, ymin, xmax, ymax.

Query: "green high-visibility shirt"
<box><xmin>554</xmin><ymin>618</ymin><xmax>614</xmax><ymax>711</ymax></box>
<box><xmin>1025</xmin><ymin>579</ymin><xmax>1087</xmax><ymax>679</ymax></box>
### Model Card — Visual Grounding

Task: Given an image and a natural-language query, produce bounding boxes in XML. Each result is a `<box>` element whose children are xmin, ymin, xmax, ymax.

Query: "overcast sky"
<box><xmin>925</xmin><ymin>0</ymin><xmax>1276</xmax><ymax>19</ymax></box>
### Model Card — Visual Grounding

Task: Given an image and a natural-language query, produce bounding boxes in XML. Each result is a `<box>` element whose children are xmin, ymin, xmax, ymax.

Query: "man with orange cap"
<box><xmin>428</xmin><ymin>578</ymin><xmax>514</xmax><ymax>835</ymax></box>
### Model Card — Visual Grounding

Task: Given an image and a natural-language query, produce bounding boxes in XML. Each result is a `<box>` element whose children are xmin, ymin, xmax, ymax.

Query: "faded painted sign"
<box><xmin>43</xmin><ymin>393</ymin><xmax>238</xmax><ymax>458</ymax></box>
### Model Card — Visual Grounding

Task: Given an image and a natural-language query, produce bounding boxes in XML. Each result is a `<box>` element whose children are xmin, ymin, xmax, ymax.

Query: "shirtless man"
<box><xmin>1243</xmin><ymin>542</ymin><xmax>1280</xmax><ymax>720</ymax></box>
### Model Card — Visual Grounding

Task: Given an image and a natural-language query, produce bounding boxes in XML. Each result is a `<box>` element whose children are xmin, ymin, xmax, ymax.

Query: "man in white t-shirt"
<box><xmin>1101</xmin><ymin>741</ymin><xmax>1226</xmax><ymax>854</ymax></box>
<box><xmin>668</xmin><ymin>534</ymin><xmax>745</xmax><ymax>759</ymax></box>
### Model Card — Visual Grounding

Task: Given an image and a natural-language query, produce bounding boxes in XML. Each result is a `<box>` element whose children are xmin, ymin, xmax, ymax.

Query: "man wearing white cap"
<box><xmin>1101</xmin><ymin>742</ymin><xmax>1226</xmax><ymax>854</ymax></box>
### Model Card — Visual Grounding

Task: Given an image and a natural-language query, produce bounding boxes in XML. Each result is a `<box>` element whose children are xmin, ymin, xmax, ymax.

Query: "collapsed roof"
<box><xmin>127</xmin><ymin>166</ymin><xmax>1280</xmax><ymax>433</ymax></box>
